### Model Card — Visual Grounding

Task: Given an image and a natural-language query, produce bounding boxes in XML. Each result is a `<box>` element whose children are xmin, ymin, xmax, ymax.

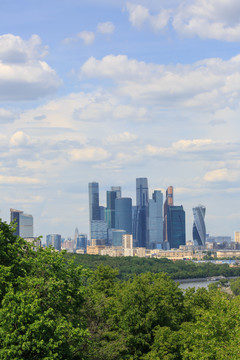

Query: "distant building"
<box><xmin>111</xmin><ymin>186</ymin><xmax>121</xmax><ymax>198</ymax></box>
<box><xmin>46</xmin><ymin>234</ymin><xmax>61</xmax><ymax>251</ymax></box>
<box><xmin>88</xmin><ymin>182</ymin><xmax>101</xmax><ymax>242</ymax></box>
<box><xmin>234</xmin><ymin>232</ymin><xmax>240</xmax><ymax>243</ymax></box>
<box><xmin>91</xmin><ymin>220</ymin><xmax>108</xmax><ymax>244</ymax></box>
<box><xmin>10</xmin><ymin>208</ymin><xmax>33</xmax><ymax>238</ymax></box>
<box><xmin>148</xmin><ymin>190</ymin><xmax>163</xmax><ymax>249</ymax></box>
<box><xmin>134</xmin><ymin>178</ymin><xmax>149</xmax><ymax>247</ymax></box>
<box><xmin>192</xmin><ymin>205</ymin><xmax>206</xmax><ymax>246</ymax></box>
<box><xmin>115</xmin><ymin>197</ymin><xmax>132</xmax><ymax>235</ymax></box>
<box><xmin>167</xmin><ymin>205</ymin><xmax>186</xmax><ymax>249</ymax></box>
<box><xmin>163</xmin><ymin>186</ymin><xmax>174</xmax><ymax>244</ymax></box>
<box><xmin>76</xmin><ymin>234</ymin><xmax>88</xmax><ymax>251</ymax></box>
<box><xmin>112</xmin><ymin>229</ymin><xmax>126</xmax><ymax>246</ymax></box>
<box><xmin>105</xmin><ymin>190</ymin><xmax>117</xmax><ymax>229</ymax></box>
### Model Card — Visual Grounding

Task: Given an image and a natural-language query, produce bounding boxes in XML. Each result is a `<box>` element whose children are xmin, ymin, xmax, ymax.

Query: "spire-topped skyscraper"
<box><xmin>134</xmin><ymin>178</ymin><xmax>149</xmax><ymax>248</ymax></box>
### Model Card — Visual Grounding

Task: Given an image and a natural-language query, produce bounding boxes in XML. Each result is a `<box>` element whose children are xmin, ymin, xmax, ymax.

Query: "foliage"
<box><xmin>68</xmin><ymin>253</ymin><xmax>240</xmax><ymax>280</ymax></box>
<box><xmin>1</xmin><ymin>219</ymin><xmax>240</xmax><ymax>359</ymax></box>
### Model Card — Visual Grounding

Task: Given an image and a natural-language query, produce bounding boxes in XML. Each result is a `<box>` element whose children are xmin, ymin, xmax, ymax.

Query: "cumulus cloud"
<box><xmin>9</xmin><ymin>131</ymin><xmax>31</xmax><ymax>147</ymax></box>
<box><xmin>125</xmin><ymin>1</ymin><xmax>240</xmax><ymax>41</ymax></box>
<box><xmin>80</xmin><ymin>54</ymin><xmax>240</xmax><ymax>110</ymax></box>
<box><xmin>173</xmin><ymin>0</ymin><xmax>240</xmax><ymax>42</ymax></box>
<box><xmin>77</xmin><ymin>31</ymin><xmax>95</xmax><ymax>45</ymax></box>
<box><xmin>0</xmin><ymin>34</ymin><xmax>61</xmax><ymax>101</ymax></box>
<box><xmin>97</xmin><ymin>22</ymin><xmax>115</xmax><ymax>34</ymax></box>
<box><xmin>144</xmin><ymin>138</ymin><xmax>236</xmax><ymax>159</ymax></box>
<box><xmin>125</xmin><ymin>3</ymin><xmax>170</xmax><ymax>30</ymax></box>
<box><xmin>204</xmin><ymin>168</ymin><xmax>239</xmax><ymax>182</ymax></box>
<box><xmin>68</xmin><ymin>147</ymin><xmax>110</xmax><ymax>162</ymax></box>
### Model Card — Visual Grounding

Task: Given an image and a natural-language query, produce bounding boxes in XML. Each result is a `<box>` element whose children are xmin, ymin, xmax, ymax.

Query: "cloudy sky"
<box><xmin>1</xmin><ymin>0</ymin><xmax>240</xmax><ymax>241</ymax></box>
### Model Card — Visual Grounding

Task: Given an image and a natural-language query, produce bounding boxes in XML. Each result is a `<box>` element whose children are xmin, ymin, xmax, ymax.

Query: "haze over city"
<box><xmin>1</xmin><ymin>0</ymin><xmax>240</xmax><ymax>240</ymax></box>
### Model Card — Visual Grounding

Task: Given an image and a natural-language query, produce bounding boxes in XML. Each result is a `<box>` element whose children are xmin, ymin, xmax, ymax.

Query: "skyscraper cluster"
<box><xmin>88</xmin><ymin>179</ymin><xmax>186</xmax><ymax>249</ymax></box>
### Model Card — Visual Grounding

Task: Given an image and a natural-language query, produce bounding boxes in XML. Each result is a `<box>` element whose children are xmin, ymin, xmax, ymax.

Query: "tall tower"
<box><xmin>136</xmin><ymin>178</ymin><xmax>149</xmax><ymax>207</ymax></box>
<box><xmin>105</xmin><ymin>190</ymin><xmax>117</xmax><ymax>229</ymax></box>
<box><xmin>192</xmin><ymin>205</ymin><xmax>206</xmax><ymax>246</ymax></box>
<box><xmin>148</xmin><ymin>190</ymin><xmax>163</xmax><ymax>249</ymax></box>
<box><xmin>115</xmin><ymin>197</ymin><xmax>132</xmax><ymax>235</ymax></box>
<box><xmin>111</xmin><ymin>186</ymin><xmax>121</xmax><ymax>198</ymax></box>
<box><xmin>88</xmin><ymin>182</ymin><xmax>100</xmax><ymax>221</ymax></box>
<box><xmin>167</xmin><ymin>205</ymin><xmax>185</xmax><ymax>249</ymax></box>
<box><xmin>163</xmin><ymin>186</ymin><xmax>173</xmax><ymax>243</ymax></box>
<box><xmin>134</xmin><ymin>178</ymin><xmax>149</xmax><ymax>247</ymax></box>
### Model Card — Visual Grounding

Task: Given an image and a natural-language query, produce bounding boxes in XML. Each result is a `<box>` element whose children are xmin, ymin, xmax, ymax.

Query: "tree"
<box><xmin>0</xmin><ymin>220</ymin><xmax>89</xmax><ymax>360</ymax></box>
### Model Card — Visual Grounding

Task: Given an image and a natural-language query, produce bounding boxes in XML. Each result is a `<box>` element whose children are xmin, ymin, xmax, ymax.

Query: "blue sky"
<box><xmin>1</xmin><ymin>0</ymin><xmax>240</xmax><ymax>241</ymax></box>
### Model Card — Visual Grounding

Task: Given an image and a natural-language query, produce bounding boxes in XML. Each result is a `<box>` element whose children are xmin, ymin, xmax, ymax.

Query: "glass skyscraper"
<box><xmin>167</xmin><ymin>205</ymin><xmax>186</xmax><ymax>249</ymax></box>
<box><xmin>10</xmin><ymin>208</ymin><xmax>33</xmax><ymax>238</ymax></box>
<box><xmin>192</xmin><ymin>205</ymin><xmax>206</xmax><ymax>246</ymax></box>
<box><xmin>148</xmin><ymin>190</ymin><xmax>163</xmax><ymax>249</ymax></box>
<box><xmin>115</xmin><ymin>197</ymin><xmax>132</xmax><ymax>234</ymax></box>
<box><xmin>134</xmin><ymin>178</ymin><xmax>149</xmax><ymax>248</ymax></box>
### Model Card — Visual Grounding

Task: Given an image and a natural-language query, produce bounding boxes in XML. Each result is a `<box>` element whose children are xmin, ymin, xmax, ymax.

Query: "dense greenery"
<box><xmin>1</xmin><ymin>219</ymin><xmax>240</xmax><ymax>359</ymax></box>
<box><xmin>67</xmin><ymin>253</ymin><xmax>240</xmax><ymax>280</ymax></box>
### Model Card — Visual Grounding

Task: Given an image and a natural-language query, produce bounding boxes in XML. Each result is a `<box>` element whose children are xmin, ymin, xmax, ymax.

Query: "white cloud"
<box><xmin>0</xmin><ymin>34</ymin><xmax>61</xmax><ymax>101</ymax></box>
<box><xmin>9</xmin><ymin>131</ymin><xmax>31</xmax><ymax>147</ymax></box>
<box><xmin>204</xmin><ymin>168</ymin><xmax>239</xmax><ymax>182</ymax></box>
<box><xmin>77</xmin><ymin>31</ymin><xmax>95</xmax><ymax>45</ymax></box>
<box><xmin>0</xmin><ymin>175</ymin><xmax>41</xmax><ymax>184</ymax></box>
<box><xmin>80</xmin><ymin>54</ymin><xmax>240</xmax><ymax>111</ymax></box>
<box><xmin>68</xmin><ymin>147</ymin><xmax>110</xmax><ymax>162</ymax></box>
<box><xmin>104</xmin><ymin>132</ymin><xmax>138</xmax><ymax>144</ymax></box>
<box><xmin>97</xmin><ymin>21</ymin><xmax>115</xmax><ymax>34</ymax></box>
<box><xmin>0</xmin><ymin>108</ymin><xmax>14</xmax><ymax>120</ymax></box>
<box><xmin>126</xmin><ymin>1</ymin><xmax>240</xmax><ymax>42</ymax></box>
<box><xmin>0</xmin><ymin>34</ymin><xmax>47</xmax><ymax>63</ymax></box>
<box><xmin>125</xmin><ymin>2</ymin><xmax>171</xmax><ymax>30</ymax></box>
<box><xmin>173</xmin><ymin>0</ymin><xmax>240</xmax><ymax>41</ymax></box>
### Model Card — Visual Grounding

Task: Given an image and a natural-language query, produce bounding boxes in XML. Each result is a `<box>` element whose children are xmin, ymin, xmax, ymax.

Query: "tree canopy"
<box><xmin>1</xmin><ymin>219</ymin><xmax>240</xmax><ymax>359</ymax></box>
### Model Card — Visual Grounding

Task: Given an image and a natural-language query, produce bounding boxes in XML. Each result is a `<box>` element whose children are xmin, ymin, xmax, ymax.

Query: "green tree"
<box><xmin>0</xmin><ymin>220</ymin><xmax>89</xmax><ymax>360</ymax></box>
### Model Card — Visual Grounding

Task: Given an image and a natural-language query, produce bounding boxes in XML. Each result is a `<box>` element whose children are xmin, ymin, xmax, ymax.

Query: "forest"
<box><xmin>69</xmin><ymin>252</ymin><xmax>240</xmax><ymax>280</ymax></box>
<box><xmin>1</xmin><ymin>219</ymin><xmax>240</xmax><ymax>360</ymax></box>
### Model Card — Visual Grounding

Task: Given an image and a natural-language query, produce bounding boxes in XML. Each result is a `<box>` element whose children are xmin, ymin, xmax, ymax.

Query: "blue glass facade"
<box><xmin>167</xmin><ymin>205</ymin><xmax>186</xmax><ymax>249</ymax></box>
<box><xmin>115</xmin><ymin>197</ymin><xmax>132</xmax><ymax>234</ymax></box>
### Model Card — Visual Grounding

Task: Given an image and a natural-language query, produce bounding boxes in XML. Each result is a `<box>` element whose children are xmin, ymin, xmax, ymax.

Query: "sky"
<box><xmin>1</xmin><ymin>0</ymin><xmax>240</xmax><ymax>242</ymax></box>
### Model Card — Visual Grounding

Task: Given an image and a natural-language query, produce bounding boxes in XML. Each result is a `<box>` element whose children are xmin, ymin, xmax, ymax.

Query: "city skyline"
<box><xmin>1</xmin><ymin>1</ymin><xmax>240</xmax><ymax>240</ymax></box>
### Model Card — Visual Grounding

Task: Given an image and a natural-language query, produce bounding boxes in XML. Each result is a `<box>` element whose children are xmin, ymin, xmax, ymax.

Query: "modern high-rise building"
<box><xmin>134</xmin><ymin>178</ymin><xmax>149</xmax><ymax>248</ymax></box>
<box><xmin>136</xmin><ymin>178</ymin><xmax>149</xmax><ymax>207</ymax></box>
<box><xmin>115</xmin><ymin>197</ymin><xmax>132</xmax><ymax>235</ymax></box>
<box><xmin>111</xmin><ymin>186</ymin><xmax>121</xmax><ymax>198</ymax></box>
<box><xmin>148</xmin><ymin>190</ymin><xmax>163</xmax><ymax>249</ymax></box>
<box><xmin>167</xmin><ymin>205</ymin><xmax>186</xmax><ymax>249</ymax></box>
<box><xmin>88</xmin><ymin>182</ymin><xmax>100</xmax><ymax>221</ymax></box>
<box><xmin>90</xmin><ymin>220</ymin><xmax>108</xmax><ymax>244</ymax></box>
<box><xmin>46</xmin><ymin>234</ymin><xmax>61</xmax><ymax>251</ymax></box>
<box><xmin>88</xmin><ymin>182</ymin><xmax>101</xmax><ymax>242</ymax></box>
<box><xmin>76</xmin><ymin>234</ymin><xmax>88</xmax><ymax>251</ymax></box>
<box><xmin>105</xmin><ymin>190</ymin><xmax>117</xmax><ymax>229</ymax></box>
<box><xmin>192</xmin><ymin>205</ymin><xmax>206</xmax><ymax>246</ymax></box>
<box><xmin>10</xmin><ymin>208</ymin><xmax>33</xmax><ymax>238</ymax></box>
<box><xmin>163</xmin><ymin>186</ymin><xmax>174</xmax><ymax>243</ymax></box>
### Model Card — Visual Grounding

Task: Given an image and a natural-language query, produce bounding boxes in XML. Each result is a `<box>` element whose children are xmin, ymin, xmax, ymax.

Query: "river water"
<box><xmin>177</xmin><ymin>279</ymin><xmax>216</xmax><ymax>290</ymax></box>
